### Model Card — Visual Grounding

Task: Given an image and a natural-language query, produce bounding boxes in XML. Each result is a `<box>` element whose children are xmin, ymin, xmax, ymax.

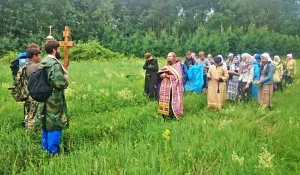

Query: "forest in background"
<box><xmin>0</xmin><ymin>0</ymin><xmax>300</xmax><ymax>57</ymax></box>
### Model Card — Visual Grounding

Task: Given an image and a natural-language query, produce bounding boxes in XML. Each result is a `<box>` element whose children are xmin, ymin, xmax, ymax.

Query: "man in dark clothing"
<box><xmin>143</xmin><ymin>53</ymin><xmax>159</xmax><ymax>100</ymax></box>
<box><xmin>184</xmin><ymin>51</ymin><xmax>196</xmax><ymax>69</ymax></box>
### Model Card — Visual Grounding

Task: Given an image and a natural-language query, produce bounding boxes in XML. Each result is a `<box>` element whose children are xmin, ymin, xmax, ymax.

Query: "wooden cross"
<box><xmin>59</xmin><ymin>26</ymin><xmax>74</xmax><ymax>70</ymax></box>
<box><xmin>46</xmin><ymin>25</ymin><xmax>55</xmax><ymax>40</ymax></box>
<box><xmin>48</xmin><ymin>25</ymin><xmax>53</xmax><ymax>36</ymax></box>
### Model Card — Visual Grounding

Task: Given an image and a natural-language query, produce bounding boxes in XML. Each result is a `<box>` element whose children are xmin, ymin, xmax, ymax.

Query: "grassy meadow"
<box><xmin>0</xmin><ymin>58</ymin><xmax>299</xmax><ymax>174</ymax></box>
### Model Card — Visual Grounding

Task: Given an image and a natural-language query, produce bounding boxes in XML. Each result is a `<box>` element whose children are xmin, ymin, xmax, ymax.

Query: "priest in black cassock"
<box><xmin>143</xmin><ymin>53</ymin><xmax>159</xmax><ymax>100</ymax></box>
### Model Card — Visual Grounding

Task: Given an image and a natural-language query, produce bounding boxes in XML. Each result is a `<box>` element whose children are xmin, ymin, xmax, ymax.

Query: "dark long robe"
<box><xmin>143</xmin><ymin>58</ymin><xmax>159</xmax><ymax>100</ymax></box>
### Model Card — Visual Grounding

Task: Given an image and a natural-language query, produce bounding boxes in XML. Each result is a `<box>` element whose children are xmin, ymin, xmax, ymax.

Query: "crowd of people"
<box><xmin>143</xmin><ymin>51</ymin><xmax>297</xmax><ymax>119</ymax></box>
<box><xmin>8</xmin><ymin>45</ymin><xmax>296</xmax><ymax>154</ymax></box>
<box><xmin>9</xmin><ymin>40</ymin><xmax>69</xmax><ymax>155</ymax></box>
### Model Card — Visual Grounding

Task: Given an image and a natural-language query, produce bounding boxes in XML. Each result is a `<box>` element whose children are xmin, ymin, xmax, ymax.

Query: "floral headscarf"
<box><xmin>239</xmin><ymin>53</ymin><xmax>253</xmax><ymax>73</ymax></box>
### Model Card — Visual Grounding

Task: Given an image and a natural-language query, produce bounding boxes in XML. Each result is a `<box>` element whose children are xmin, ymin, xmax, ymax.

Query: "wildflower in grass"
<box><xmin>82</xmin><ymin>94</ymin><xmax>87</xmax><ymax>100</ymax></box>
<box><xmin>257</xmin><ymin>105</ymin><xmax>267</xmax><ymax>115</ymax></box>
<box><xmin>221</xmin><ymin>105</ymin><xmax>236</xmax><ymax>114</ymax></box>
<box><xmin>202</xmin><ymin>120</ymin><xmax>207</xmax><ymax>127</ymax></box>
<box><xmin>218</xmin><ymin>119</ymin><xmax>232</xmax><ymax>130</ymax></box>
<box><xmin>258</xmin><ymin>147</ymin><xmax>275</xmax><ymax>168</ymax></box>
<box><xmin>88</xmin><ymin>84</ymin><xmax>92</xmax><ymax>91</ymax></box>
<box><xmin>232</xmin><ymin>151</ymin><xmax>244</xmax><ymax>166</ymax></box>
<box><xmin>118</xmin><ymin>88</ymin><xmax>134</xmax><ymax>99</ymax></box>
<box><xmin>162</xmin><ymin>129</ymin><xmax>170</xmax><ymax>141</ymax></box>
<box><xmin>99</xmin><ymin>88</ymin><xmax>109</xmax><ymax>94</ymax></box>
<box><xmin>105</xmin><ymin>92</ymin><xmax>110</xmax><ymax>97</ymax></box>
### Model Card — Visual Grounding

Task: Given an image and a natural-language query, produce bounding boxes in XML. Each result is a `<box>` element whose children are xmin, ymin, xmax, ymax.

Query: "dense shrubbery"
<box><xmin>2</xmin><ymin>25</ymin><xmax>299</xmax><ymax>61</ymax></box>
<box><xmin>69</xmin><ymin>41</ymin><xmax>125</xmax><ymax>61</ymax></box>
<box><xmin>104</xmin><ymin>26</ymin><xmax>300</xmax><ymax>58</ymax></box>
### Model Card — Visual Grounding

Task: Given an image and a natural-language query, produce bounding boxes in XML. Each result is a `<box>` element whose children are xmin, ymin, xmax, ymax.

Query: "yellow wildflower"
<box><xmin>162</xmin><ymin>129</ymin><xmax>170</xmax><ymax>141</ymax></box>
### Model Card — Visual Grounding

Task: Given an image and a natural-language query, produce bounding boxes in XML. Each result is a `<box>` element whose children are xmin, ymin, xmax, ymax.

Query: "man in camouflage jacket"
<box><xmin>35</xmin><ymin>40</ymin><xmax>69</xmax><ymax>154</ymax></box>
<box><xmin>24</xmin><ymin>48</ymin><xmax>41</xmax><ymax>130</ymax></box>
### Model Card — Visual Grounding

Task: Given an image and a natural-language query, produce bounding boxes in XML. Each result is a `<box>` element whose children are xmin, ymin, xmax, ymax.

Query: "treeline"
<box><xmin>0</xmin><ymin>0</ymin><xmax>300</xmax><ymax>57</ymax></box>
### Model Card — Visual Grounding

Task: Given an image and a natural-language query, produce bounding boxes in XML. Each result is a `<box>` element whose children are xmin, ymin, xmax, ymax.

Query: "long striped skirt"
<box><xmin>227</xmin><ymin>79</ymin><xmax>239</xmax><ymax>100</ymax></box>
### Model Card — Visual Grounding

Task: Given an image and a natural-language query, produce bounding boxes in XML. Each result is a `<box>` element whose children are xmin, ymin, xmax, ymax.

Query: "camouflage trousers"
<box><xmin>24</xmin><ymin>96</ymin><xmax>39</xmax><ymax>130</ymax></box>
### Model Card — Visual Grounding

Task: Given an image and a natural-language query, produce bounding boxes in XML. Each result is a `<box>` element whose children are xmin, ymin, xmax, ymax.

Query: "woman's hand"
<box><xmin>254</xmin><ymin>81</ymin><xmax>260</xmax><ymax>85</ymax></box>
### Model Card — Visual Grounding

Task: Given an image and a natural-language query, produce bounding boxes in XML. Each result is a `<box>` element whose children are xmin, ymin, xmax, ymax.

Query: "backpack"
<box><xmin>10</xmin><ymin>52</ymin><xmax>28</xmax><ymax>77</ymax></box>
<box><xmin>27</xmin><ymin>68</ymin><xmax>53</xmax><ymax>102</ymax></box>
<box><xmin>9</xmin><ymin>65</ymin><xmax>29</xmax><ymax>102</ymax></box>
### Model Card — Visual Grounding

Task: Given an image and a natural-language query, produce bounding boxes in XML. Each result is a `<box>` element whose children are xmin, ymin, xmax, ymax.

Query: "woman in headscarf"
<box><xmin>227</xmin><ymin>56</ymin><xmax>239</xmax><ymax>101</ymax></box>
<box><xmin>254</xmin><ymin>53</ymin><xmax>274</xmax><ymax>108</ymax></box>
<box><xmin>217</xmin><ymin>55</ymin><xmax>227</xmax><ymax>70</ymax></box>
<box><xmin>237</xmin><ymin>53</ymin><xmax>254</xmax><ymax>102</ymax></box>
<box><xmin>273</xmin><ymin>55</ymin><xmax>283</xmax><ymax>92</ymax></box>
<box><xmin>251</xmin><ymin>56</ymin><xmax>260</xmax><ymax>98</ymax></box>
<box><xmin>285</xmin><ymin>54</ymin><xmax>296</xmax><ymax>80</ymax></box>
<box><xmin>207</xmin><ymin>56</ymin><xmax>229</xmax><ymax>110</ymax></box>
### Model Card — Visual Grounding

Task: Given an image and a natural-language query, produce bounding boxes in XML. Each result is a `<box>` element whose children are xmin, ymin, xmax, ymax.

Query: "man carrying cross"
<box><xmin>35</xmin><ymin>39</ymin><xmax>69</xmax><ymax>154</ymax></box>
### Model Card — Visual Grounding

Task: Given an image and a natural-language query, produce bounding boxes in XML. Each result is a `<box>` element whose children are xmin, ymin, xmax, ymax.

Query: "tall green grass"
<box><xmin>0</xmin><ymin>59</ymin><xmax>299</xmax><ymax>174</ymax></box>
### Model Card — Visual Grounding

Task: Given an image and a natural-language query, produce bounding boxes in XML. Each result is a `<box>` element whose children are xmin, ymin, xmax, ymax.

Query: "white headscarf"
<box><xmin>261</xmin><ymin>53</ymin><xmax>272</xmax><ymax>62</ymax></box>
<box><xmin>287</xmin><ymin>54</ymin><xmax>293</xmax><ymax>59</ymax></box>
<box><xmin>217</xmin><ymin>55</ymin><xmax>227</xmax><ymax>69</ymax></box>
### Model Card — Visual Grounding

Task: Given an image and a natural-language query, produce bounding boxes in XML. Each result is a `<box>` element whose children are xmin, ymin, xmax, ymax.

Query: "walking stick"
<box><xmin>217</xmin><ymin>81</ymin><xmax>220</xmax><ymax>93</ymax></box>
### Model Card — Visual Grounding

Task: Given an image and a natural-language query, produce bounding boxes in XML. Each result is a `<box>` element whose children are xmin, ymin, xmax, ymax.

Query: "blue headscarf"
<box><xmin>254</xmin><ymin>54</ymin><xmax>261</xmax><ymax>61</ymax></box>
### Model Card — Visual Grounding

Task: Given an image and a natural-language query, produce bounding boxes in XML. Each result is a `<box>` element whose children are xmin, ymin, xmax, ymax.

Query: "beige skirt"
<box><xmin>258</xmin><ymin>84</ymin><xmax>273</xmax><ymax>107</ymax></box>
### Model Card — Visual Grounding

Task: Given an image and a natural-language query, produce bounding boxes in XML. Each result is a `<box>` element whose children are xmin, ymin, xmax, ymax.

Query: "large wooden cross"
<box><xmin>59</xmin><ymin>26</ymin><xmax>74</xmax><ymax>70</ymax></box>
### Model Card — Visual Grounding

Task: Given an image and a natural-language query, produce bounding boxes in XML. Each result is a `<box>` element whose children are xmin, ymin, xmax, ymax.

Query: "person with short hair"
<box><xmin>184</xmin><ymin>51</ymin><xmax>196</xmax><ymax>69</ymax></box>
<box><xmin>207</xmin><ymin>54</ymin><xmax>214</xmax><ymax>65</ymax></box>
<box><xmin>207</xmin><ymin>56</ymin><xmax>229</xmax><ymax>110</ymax></box>
<box><xmin>23</xmin><ymin>48</ymin><xmax>41</xmax><ymax>130</ymax></box>
<box><xmin>35</xmin><ymin>40</ymin><xmax>69</xmax><ymax>154</ymax></box>
<box><xmin>191</xmin><ymin>52</ymin><xmax>197</xmax><ymax>63</ymax></box>
<box><xmin>143</xmin><ymin>53</ymin><xmax>159</xmax><ymax>100</ymax></box>
<box><xmin>10</xmin><ymin>43</ymin><xmax>40</xmax><ymax>80</ymax></box>
<box><xmin>196</xmin><ymin>51</ymin><xmax>211</xmax><ymax>89</ymax></box>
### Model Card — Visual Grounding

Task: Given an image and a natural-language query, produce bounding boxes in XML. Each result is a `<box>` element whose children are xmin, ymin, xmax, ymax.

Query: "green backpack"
<box><xmin>9</xmin><ymin>65</ymin><xmax>29</xmax><ymax>102</ymax></box>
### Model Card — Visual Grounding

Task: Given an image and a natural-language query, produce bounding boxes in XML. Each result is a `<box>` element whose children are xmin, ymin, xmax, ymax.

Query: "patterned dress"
<box><xmin>227</xmin><ymin>63</ymin><xmax>239</xmax><ymax>100</ymax></box>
